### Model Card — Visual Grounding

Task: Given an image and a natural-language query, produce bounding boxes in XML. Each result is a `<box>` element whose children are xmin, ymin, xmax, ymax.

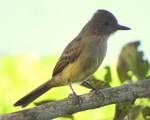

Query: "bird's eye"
<box><xmin>104</xmin><ymin>21</ymin><xmax>109</xmax><ymax>26</ymax></box>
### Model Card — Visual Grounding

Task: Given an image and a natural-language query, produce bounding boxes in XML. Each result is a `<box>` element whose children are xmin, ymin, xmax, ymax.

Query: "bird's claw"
<box><xmin>90</xmin><ymin>88</ymin><xmax>105</xmax><ymax>101</ymax></box>
<box><xmin>68</xmin><ymin>93</ymin><xmax>83</xmax><ymax>107</ymax></box>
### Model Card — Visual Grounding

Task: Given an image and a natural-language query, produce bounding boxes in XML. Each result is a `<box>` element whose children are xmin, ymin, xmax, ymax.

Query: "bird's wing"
<box><xmin>52</xmin><ymin>37</ymin><xmax>82</xmax><ymax>76</ymax></box>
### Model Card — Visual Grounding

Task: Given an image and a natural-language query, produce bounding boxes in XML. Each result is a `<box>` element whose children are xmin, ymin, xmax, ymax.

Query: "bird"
<box><xmin>14</xmin><ymin>9</ymin><xmax>131</xmax><ymax>108</ymax></box>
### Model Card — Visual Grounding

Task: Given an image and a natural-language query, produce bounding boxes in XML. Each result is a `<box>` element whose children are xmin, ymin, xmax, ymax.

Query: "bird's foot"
<box><xmin>84</xmin><ymin>80</ymin><xmax>105</xmax><ymax>101</ymax></box>
<box><xmin>90</xmin><ymin>88</ymin><xmax>105</xmax><ymax>101</ymax></box>
<box><xmin>68</xmin><ymin>93</ymin><xmax>83</xmax><ymax>107</ymax></box>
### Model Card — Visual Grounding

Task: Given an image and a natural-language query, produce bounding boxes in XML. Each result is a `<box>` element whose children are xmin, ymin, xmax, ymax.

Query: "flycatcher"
<box><xmin>14</xmin><ymin>9</ymin><xmax>131</xmax><ymax>107</ymax></box>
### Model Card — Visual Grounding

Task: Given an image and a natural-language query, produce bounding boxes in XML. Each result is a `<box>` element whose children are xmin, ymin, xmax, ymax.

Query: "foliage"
<box><xmin>117</xmin><ymin>41</ymin><xmax>149</xmax><ymax>82</ymax></box>
<box><xmin>0</xmin><ymin>40</ymin><xmax>150</xmax><ymax>120</ymax></box>
<box><xmin>142</xmin><ymin>107</ymin><xmax>150</xmax><ymax>120</ymax></box>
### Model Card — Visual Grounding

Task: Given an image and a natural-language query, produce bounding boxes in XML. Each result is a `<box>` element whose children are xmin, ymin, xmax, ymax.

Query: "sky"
<box><xmin>0</xmin><ymin>0</ymin><xmax>150</xmax><ymax>64</ymax></box>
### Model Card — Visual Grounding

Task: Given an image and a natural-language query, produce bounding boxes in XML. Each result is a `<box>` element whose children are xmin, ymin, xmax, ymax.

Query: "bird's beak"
<box><xmin>117</xmin><ymin>24</ymin><xmax>131</xmax><ymax>30</ymax></box>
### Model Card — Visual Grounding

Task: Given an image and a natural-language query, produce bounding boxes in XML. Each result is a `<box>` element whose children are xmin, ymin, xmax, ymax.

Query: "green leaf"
<box><xmin>81</xmin><ymin>77</ymin><xmax>110</xmax><ymax>89</ymax></box>
<box><xmin>142</xmin><ymin>107</ymin><xmax>150</xmax><ymax>120</ymax></box>
<box><xmin>104</xmin><ymin>65</ymin><xmax>112</xmax><ymax>83</ymax></box>
<box><xmin>113</xmin><ymin>101</ymin><xmax>134</xmax><ymax>120</ymax></box>
<box><xmin>117</xmin><ymin>41</ymin><xmax>149</xmax><ymax>83</ymax></box>
<box><xmin>130</xmin><ymin>105</ymin><xmax>142</xmax><ymax>120</ymax></box>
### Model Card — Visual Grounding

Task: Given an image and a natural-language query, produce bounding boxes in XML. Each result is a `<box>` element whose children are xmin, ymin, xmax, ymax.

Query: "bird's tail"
<box><xmin>14</xmin><ymin>77</ymin><xmax>61</xmax><ymax>108</ymax></box>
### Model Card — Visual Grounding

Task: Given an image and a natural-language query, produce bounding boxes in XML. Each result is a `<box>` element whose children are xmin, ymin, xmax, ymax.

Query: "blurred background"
<box><xmin>0</xmin><ymin>0</ymin><xmax>150</xmax><ymax>120</ymax></box>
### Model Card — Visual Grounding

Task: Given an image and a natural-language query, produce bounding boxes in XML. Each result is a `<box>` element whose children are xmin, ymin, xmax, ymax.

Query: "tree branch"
<box><xmin>1</xmin><ymin>79</ymin><xmax>150</xmax><ymax>120</ymax></box>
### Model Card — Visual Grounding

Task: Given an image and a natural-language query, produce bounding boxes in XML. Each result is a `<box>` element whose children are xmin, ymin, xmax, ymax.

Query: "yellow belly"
<box><xmin>61</xmin><ymin>52</ymin><xmax>102</xmax><ymax>84</ymax></box>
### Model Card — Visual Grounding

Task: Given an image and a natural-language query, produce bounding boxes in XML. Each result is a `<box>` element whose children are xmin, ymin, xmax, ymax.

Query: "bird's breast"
<box><xmin>61</xmin><ymin>35</ymin><xmax>108</xmax><ymax>84</ymax></box>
